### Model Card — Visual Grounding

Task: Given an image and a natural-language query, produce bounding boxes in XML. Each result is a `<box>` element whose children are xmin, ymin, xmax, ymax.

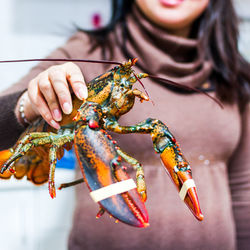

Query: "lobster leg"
<box><xmin>104</xmin><ymin>118</ymin><xmax>204</xmax><ymax>221</ymax></box>
<box><xmin>13</xmin><ymin>132</ymin><xmax>51</xmax><ymax>153</ymax></box>
<box><xmin>48</xmin><ymin>145</ymin><xmax>58</xmax><ymax>198</ymax></box>
<box><xmin>116</xmin><ymin>147</ymin><xmax>147</xmax><ymax>202</ymax></box>
<box><xmin>0</xmin><ymin>132</ymin><xmax>58</xmax><ymax>173</ymax></box>
<box><xmin>58</xmin><ymin>178</ymin><xmax>84</xmax><ymax>190</ymax></box>
<box><xmin>46</xmin><ymin>132</ymin><xmax>75</xmax><ymax>198</ymax></box>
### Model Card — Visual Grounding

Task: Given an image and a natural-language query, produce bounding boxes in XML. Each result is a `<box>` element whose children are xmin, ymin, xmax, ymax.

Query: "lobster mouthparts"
<box><xmin>74</xmin><ymin>125</ymin><xmax>149</xmax><ymax>227</ymax></box>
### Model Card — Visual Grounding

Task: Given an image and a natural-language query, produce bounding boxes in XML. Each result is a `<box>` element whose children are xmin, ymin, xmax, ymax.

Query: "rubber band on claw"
<box><xmin>90</xmin><ymin>179</ymin><xmax>137</xmax><ymax>202</ymax></box>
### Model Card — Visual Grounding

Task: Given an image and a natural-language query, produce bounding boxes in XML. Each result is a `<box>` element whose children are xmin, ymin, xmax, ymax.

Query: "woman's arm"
<box><xmin>228</xmin><ymin>104</ymin><xmax>250</xmax><ymax>250</ymax></box>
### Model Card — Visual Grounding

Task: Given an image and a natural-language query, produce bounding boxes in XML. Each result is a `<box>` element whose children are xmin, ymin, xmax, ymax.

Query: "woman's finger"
<box><xmin>48</xmin><ymin>67</ymin><xmax>72</xmax><ymax>115</ymax></box>
<box><xmin>64</xmin><ymin>62</ymin><xmax>88</xmax><ymax>100</ymax></box>
<box><xmin>38</xmin><ymin>74</ymin><xmax>62</xmax><ymax>122</ymax></box>
<box><xmin>28</xmin><ymin>79</ymin><xmax>60</xmax><ymax>129</ymax></box>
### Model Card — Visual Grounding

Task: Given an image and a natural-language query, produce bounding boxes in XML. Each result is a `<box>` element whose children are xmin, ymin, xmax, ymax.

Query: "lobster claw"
<box><xmin>160</xmin><ymin>146</ymin><xmax>204</xmax><ymax>221</ymax></box>
<box><xmin>74</xmin><ymin>124</ymin><xmax>149</xmax><ymax>227</ymax></box>
<box><xmin>87</xmin><ymin>166</ymin><xmax>149</xmax><ymax>228</ymax></box>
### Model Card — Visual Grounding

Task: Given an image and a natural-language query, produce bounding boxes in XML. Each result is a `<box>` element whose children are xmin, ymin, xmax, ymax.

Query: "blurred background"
<box><xmin>0</xmin><ymin>0</ymin><xmax>249</xmax><ymax>250</ymax></box>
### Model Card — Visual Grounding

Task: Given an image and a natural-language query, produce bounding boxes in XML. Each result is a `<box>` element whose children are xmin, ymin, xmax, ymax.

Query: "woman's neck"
<box><xmin>166</xmin><ymin>25</ymin><xmax>191</xmax><ymax>38</ymax></box>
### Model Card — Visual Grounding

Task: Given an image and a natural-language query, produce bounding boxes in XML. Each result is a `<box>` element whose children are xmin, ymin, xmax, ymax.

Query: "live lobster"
<box><xmin>0</xmin><ymin>58</ymin><xmax>217</xmax><ymax>227</ymax></box>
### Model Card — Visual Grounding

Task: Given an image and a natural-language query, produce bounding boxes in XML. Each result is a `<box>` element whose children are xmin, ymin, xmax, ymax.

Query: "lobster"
<box><xmin>0</xmin><ymin>58</ymin><xmax>216</xmax><ymax>227</ymax></box>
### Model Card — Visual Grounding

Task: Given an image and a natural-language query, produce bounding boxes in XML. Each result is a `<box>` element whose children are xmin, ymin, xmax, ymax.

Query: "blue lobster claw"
<box><xmin>74</xmin><ymin>125</ymin><xmax>149</xmax><ymax>228</ymax></box>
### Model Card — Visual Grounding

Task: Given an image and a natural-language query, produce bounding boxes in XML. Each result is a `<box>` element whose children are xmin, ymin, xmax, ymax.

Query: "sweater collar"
<box><xmin>115</xmin><ymin>4</ymin><xmax>212</xmax><ymax>89</ymax></box>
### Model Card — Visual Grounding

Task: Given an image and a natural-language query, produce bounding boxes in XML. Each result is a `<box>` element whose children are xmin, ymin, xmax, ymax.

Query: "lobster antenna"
<box><xmin>0</xmin><ymin>58</ymin><xmax>122</xmax><ymax>66</ymax></box>
<box><xmin>148</xmin><ymin>75</ymin><xmax>224</xmax><ymax>109</ymax></box>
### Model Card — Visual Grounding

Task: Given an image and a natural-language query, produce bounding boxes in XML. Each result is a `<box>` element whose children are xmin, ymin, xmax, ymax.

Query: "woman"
<box><xmin>0</xmin><ymin>0</ymin><xmax>249</xmax><ymax>249</ymax></box>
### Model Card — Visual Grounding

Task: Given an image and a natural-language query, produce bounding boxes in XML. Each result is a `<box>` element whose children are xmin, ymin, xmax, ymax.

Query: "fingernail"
<box><xmin>51</xmin><ymin>120</ymin><xmax>60</xmax><ymax>130</ymax></box>
<box><xmin>53</xmin><ymin>109</ymin><xmax>62</xmax><ymax>121</ymax></box>
<box><xmin>78</xmin><ymin>86</ymin><xmax>88</xmax><ymax>99</ymax></box>
<box><xmin>63</xmin><ymin>102</ymin><xmax>72</xmax><ymax>114</ymax></box>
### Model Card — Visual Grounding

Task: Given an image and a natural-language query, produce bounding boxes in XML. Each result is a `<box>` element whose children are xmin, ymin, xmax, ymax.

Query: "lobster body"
<box><xmin>0</xmin><ymin>59</ymin><xmax>203</xmax><ymax>227</ymax></box>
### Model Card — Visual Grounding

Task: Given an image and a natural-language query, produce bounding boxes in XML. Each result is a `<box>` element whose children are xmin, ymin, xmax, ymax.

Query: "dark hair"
<box><xmin>87</xmin><ymin>0</ymin><xmax>250</xmax><ymax>112</ymax></box>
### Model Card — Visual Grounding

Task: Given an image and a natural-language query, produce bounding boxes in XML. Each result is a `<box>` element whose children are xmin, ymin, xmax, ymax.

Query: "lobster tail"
<box><xmin>0</xmin><ymin>149</ymin><xmax>13</xmax><ymax>179</ymax></box>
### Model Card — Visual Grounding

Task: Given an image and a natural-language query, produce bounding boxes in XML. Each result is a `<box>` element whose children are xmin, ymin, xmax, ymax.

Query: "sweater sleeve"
<box><xmin>228</xmin><ymin>103</ymin><xmax>250</xmax><ymax>250</ymax></box>
<box><xmin>0</xmin><ymin>91</ymin><xmax>26</xmax><ymax>150</ymax></box>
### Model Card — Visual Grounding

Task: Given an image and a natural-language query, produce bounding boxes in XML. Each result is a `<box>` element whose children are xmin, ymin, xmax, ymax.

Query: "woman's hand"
<box><xmin>16</xmin><ymin>62</ymin><xmax>88</xmax><ymax>129</ymax></box>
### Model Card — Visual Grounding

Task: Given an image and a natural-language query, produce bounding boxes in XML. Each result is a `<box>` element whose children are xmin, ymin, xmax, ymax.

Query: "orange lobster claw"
<box><xmin>160</xmin><ymin>146</ymin><xmax>204</xmax><ymax>221</ymax></box>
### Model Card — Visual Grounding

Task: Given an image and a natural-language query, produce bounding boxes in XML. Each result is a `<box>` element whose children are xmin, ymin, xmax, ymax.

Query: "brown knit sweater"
<box><xmin>0</xmin><ymin>5</ymin><xmax>249</xmax><ymax>250</ymax></box>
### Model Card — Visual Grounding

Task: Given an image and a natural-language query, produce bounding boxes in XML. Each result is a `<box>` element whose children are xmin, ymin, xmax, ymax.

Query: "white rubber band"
<box><xmin>90</xmin><ymin>179</ymin><xmax>137</xmax><ymax>202</ymax></box>
<box><xmin>179</xmin><ymin>179</ymin><xmax>196</xmax><ymax>201</ymax></box>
